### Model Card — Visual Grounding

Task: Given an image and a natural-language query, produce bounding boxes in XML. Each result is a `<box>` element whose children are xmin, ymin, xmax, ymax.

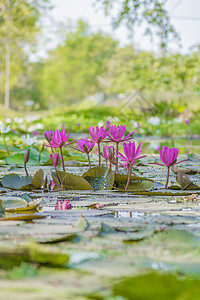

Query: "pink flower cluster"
<box><xmin>43</xmin><ymin>123</ymin><xmax>187</xmax><ymax>190</ymax></box>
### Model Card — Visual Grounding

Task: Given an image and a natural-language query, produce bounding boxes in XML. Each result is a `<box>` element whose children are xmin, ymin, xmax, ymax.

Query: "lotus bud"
<box><xmin>23</xmin><ymin>147</ymin><xmax>30</xmax><ymax>164</ymax></box>
<box><xmin>107</xmin><ymin>147</ymin><xmax>114</xmax><ymax>162</ymax></box>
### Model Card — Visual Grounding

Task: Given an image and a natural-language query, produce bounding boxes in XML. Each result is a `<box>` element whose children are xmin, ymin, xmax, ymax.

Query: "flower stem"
<box><xmin>24</xmin><ymin>162</ymin><xmax>29</xmax><ymax>177</ymax></box>
<box><xmin>2</xmin><ymin>133</ymin><xmax>9</xmax><ymax>155</ymax></box>
<box><xmin>98</xmin><ymin>143</ymin><xmax>101</xmax><ymax>166</ymax></box>
<box><xmin>54</xmin><ymin>166</ymin><xmax>61</xmax><ymax>186</ymax></box>
<box><xmin>60</xmin><ymin>147</ymin><xmax>65</xmax><ymax>172</ymax></box>
<box><xmin>87</xmin><ymin>153</ymin><xmax>91</xmax><ymax>169</ymax></box>
<box><xmin>109</xmin><ymin>161</ymin><xmax>112</xmax><ymax>170</ymax></box>
<box><xmin>115</xmin><ymin>142</ymin><xmax>119</xmax><ymax>173</ymax></box>
<box><xmin>125</xmin><ymin>161</ymin><xmax>132</xmax><ymax>191</ymax></box>
<box><xmin>165</xmin><ymin>167</ymin><xmax>170</xmax><ymax>189</ymax></box>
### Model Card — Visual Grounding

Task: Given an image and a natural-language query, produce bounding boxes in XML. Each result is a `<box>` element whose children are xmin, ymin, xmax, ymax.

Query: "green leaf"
<box><xmin>52</xmin><ymin>170</ymin><xmax>93</xmax><ymax>190</ymax></box>
<box><xmin>21</xmin><ymin>169</ymin><xmax>44</xmax><ymax>190</ymax></box>
<box><xmin>114</xmin><ymin>174</ymin><xmax>154</xmax><ymax>191</ymax></box>
<box><xmin>82</xmin><ymin>166</ymin><xmax>115</xmax><ymax>191</ymax></box>
<box><xmin>0</xmin><ymin>242</ymin><xmax>69</xmax><ymax>269</ymax></box>
<box><xmin>1</xmin><ymin>174</ymin><xmax>32</xmax><ymax>189</ymax></box>
<box><xmin>113</xmin><ymin>272</ymin><xmax>200</xmax><ymax>300</ymax></box>
<box><xmin>5</xmin><ymin>148</ymin><xmax>50</xmax><ymax>166</ymax></box>
<box><xmin>0</xmin><ymin>200</ymin><xmax>5</xmax><ymax>214</ymax></box>
<box><xmin>4</xmin><ymin>198</ymin><xmax>41</xmax><ymax>212</ymax></box>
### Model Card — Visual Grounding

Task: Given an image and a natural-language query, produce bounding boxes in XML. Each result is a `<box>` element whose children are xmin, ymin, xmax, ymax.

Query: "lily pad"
<box><xmin>52</xmin><ymin>170</ymin><xmax>93</xmax><ymax>191</ymax></box>
<box><xmin>4</xmin><ymin>198</ymin><xmax>41</xmax><ymax>212</ymax></box>
<box><xmin>112</xmin><ymin>272</ymin><xmax>200</xmax><ymax>300</ymax></box>
<box><xmin>1</xmin><ymin>174</ymin><xmax>32</xmax><ymax>190</ymax></box>
<box><xmin>82</xmin><ymin>166</ymin><xmax>115</xmax><ymax>190</ymax></box>
<box><xmin>5</xmin><ymin>148</ymin><xmax>50</xmax><ymax>166</ymax></box>
<box><xmin>114</xmin><ymin>174</ymin><xmax>154</xmax><ymax>191</ymax></box>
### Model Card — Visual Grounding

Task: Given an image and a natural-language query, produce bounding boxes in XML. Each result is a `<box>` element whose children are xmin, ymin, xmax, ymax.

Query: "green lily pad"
<box><xmin>0</xmin><ymin>242</ymin><xmax>69</xmax><ymax>269</ymax></box>
<box><xmin>1</xmin><ymin>174</ymin><xmax>32</xmax><ymax>189</ymax></box>
<box><xmin>1</xmin><ymin>169</ymin><xmax>44</xmax><ymax>190</ymax></box>
<box><xmin>82</xmin><ymin>166</ymin><xmax>115</xmax><ymax>190</ymax></box>
<box><xmin>113</xmin><ymin>272</ymin><xmax>200</xmax><ymax>300</ymax></box>
<box><xmin>52</xmin><ymin>170</ymin><xmax>93</xmax><ymax>191</ymax></box>
<box><xmin>5</xmin><ymin>148</ymin><xmax>50</xmax><ymax>166</ymax></box>
<box><xmin>114</xmin><ymin>174</ymin><xmax>154</xmax><ymax>191</ymax></box>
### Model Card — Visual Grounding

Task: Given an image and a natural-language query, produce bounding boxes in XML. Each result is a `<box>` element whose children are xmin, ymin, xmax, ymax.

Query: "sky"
<box><xmin>39</xmin><ymin>0</ymin><xmax>200</xmax><ymax>56</ymax></box>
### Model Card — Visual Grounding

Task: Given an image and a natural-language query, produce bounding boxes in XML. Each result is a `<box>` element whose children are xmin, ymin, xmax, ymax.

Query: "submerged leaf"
<box><xmin>82</xmin><ymin>166</ymin><xmax>115</xmax><ymax>190</ymax></box>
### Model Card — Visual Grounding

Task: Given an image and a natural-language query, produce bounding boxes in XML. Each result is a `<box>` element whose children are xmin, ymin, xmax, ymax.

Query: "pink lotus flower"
<box><xmin>106</xmin><ymin>124</ymin><xmax>135</xmax><ymax>173</ymax></box>
<box><xmin>88</xmin><ymin>126</ymin><xmax>109</xmax><ymax>166</ymax></box>
<box><xmin>154</xmin><ymin>146</ymin><xmax>186</xmax><ymax>168</ymax></box>
<box><xmin>107</xmin><ymin>124</ymin><xmax>135</xmax><ymax>143</ymax></box>
<box><xmin>116</xmin><ymin>142</ymin><xmax>146</xmax><ymax>190</ymax></box>
<box><xmin>45</xmin><ymin>129</ymin><xmax>75</xmax><ymax>172</ymax></box>
<box><xmin>116</xmin><ymin>142</ymin><xmax>146</xmax><ymax>165</ymax></box>
<box><xmin>49</xmin><ymin>129</ymin><xmax>74</xmax><ymax>149</ymax></box>
<box><xmin>50</xmin><ymin>153</ymin><xmax>61</xmax><ymax>167</ymax></box>
<box><xmin>150</xmin><ymin>146</ymin><xmax>187</xmax><ymax>189</ymax></box>
<box><xmin>43</xmin><ymin>130</ymin><xmax>52</xmax><ymax>144</ymax></box>
<box><xmin>88</xmin><ymin>126</ymin><xmax>108</xmax><ymax>144</ymax></box>
<box><xmin>73</xmin><ymin>138</ymin><xmax>94</xmax><ymax>169</ymax></box>
<box><xmin>75</xmin><ymin>138</ymin><xmax>94</xmax><ymax>154</ymax></box>
<box><xmin>56</xmin><ymin>200</ymin><xmax>72</xmax><ymax>210</ymax></box>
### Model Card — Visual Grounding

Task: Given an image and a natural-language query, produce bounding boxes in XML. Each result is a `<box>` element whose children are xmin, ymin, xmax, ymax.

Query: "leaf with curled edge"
<box><xmin>176</xmin><ymin>171</ymin><xmax>200</xmax><ymax>190</ymax></box>
<box><xmin>52</xmin><ymin>170</ymin><xmax>93</xmax><ymax>191</ymax></box>
<box><xmin>21</xmin><ymin>169</ymin><xmax>44</xmax><ymax>190</ymax></box>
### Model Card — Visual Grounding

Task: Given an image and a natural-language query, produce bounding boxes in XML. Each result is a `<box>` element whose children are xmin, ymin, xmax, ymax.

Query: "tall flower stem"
<box><xmin>87</xmin><ymin>153</ymin><xmax>91</xmax><ymax>169</ymax></box>
<box><xmin>109</xmin><ymin>161</ymin><xmax>112</xmax><ymax>170</ymax></box>
<box><xmin>98</xmin><ymin>143</ymin><xmax>101</xmax><ymax>166</ymax></box>
<box><xmin>115</xmin><ymin>142</ymin><xmax>119</xmax><ymax>173</ymax></box>
<box><xmin>2</xmin><ymin>133</ymin><xmax>9</xmax><ymax>155</ymax></box>
<box><xmin>125</xmin><ymin>162</ymin><xmax>133</xmax><ymax>190</ymax></box>
<box><xmin>165</xmin><ymin>167</ymin><xmax>170</xmax><ymax>189</ymax></box>
<box><xmin>59</xmin><ymin>147</ymin><xmax>65</xmax><ymax>172</ymax></box>
<box><xmin>24</xmin><ymin>162</ymin><xmax>29</xmax><ymax>177</ymax></box>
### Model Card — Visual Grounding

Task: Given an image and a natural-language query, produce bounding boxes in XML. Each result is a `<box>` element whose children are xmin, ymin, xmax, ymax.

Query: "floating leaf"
<box><xmin>1</xmin><ymin>174</ymin><xmax>32</xmax><ymax>190</ymax></box>
<box><xmin>113</xmin><ymin>272</ymin><xmax>200</xmax><ymax>300</ymax></box>
<box><xmin>52</xmin><ymin>170</ymin><xmax>92</xmax><ymax>191</ymax></box>
<box><xmin>82</xmin><ymin>166</ymin><xmax>115</xmax><ymax>190</ymax></box>
<box><xmin>114</xmin><ymin>174</ymin><xmax>153</xmax><ymax>191</ymax></box>
<box><xmin>0</xmin><ymin>242</ymin><xmax>69</xmax><ymax>269</ymax></box>
<box><xmin>5</xmin><ymin>198</ymin><xmax>41</xmax><ymax>212</ymax></box>
<box><xmin>5</xmin><ymin>148</ymin><xmax>50</xmax><ymax>166</ymax></box>
<box><xmin>0</xmin><ymin>213</ymin><xmax>44</xmax><ymax>221</ymax></box>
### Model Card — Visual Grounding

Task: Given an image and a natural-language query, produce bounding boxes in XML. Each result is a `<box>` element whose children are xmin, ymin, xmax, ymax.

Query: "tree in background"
<box><xmin>0</xmin><ymin>0</ymin><xmax>52</xmax><ymax>109</ymax></box>
<box><xmin>38</xmin><ymin>21</ymin><xmax>117</xmax><ymax>107</ymax></box>
<box><xmin>96</xmin><ymin>0</ymin><xmax>179</xmax><ymax>49</ymax></box>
